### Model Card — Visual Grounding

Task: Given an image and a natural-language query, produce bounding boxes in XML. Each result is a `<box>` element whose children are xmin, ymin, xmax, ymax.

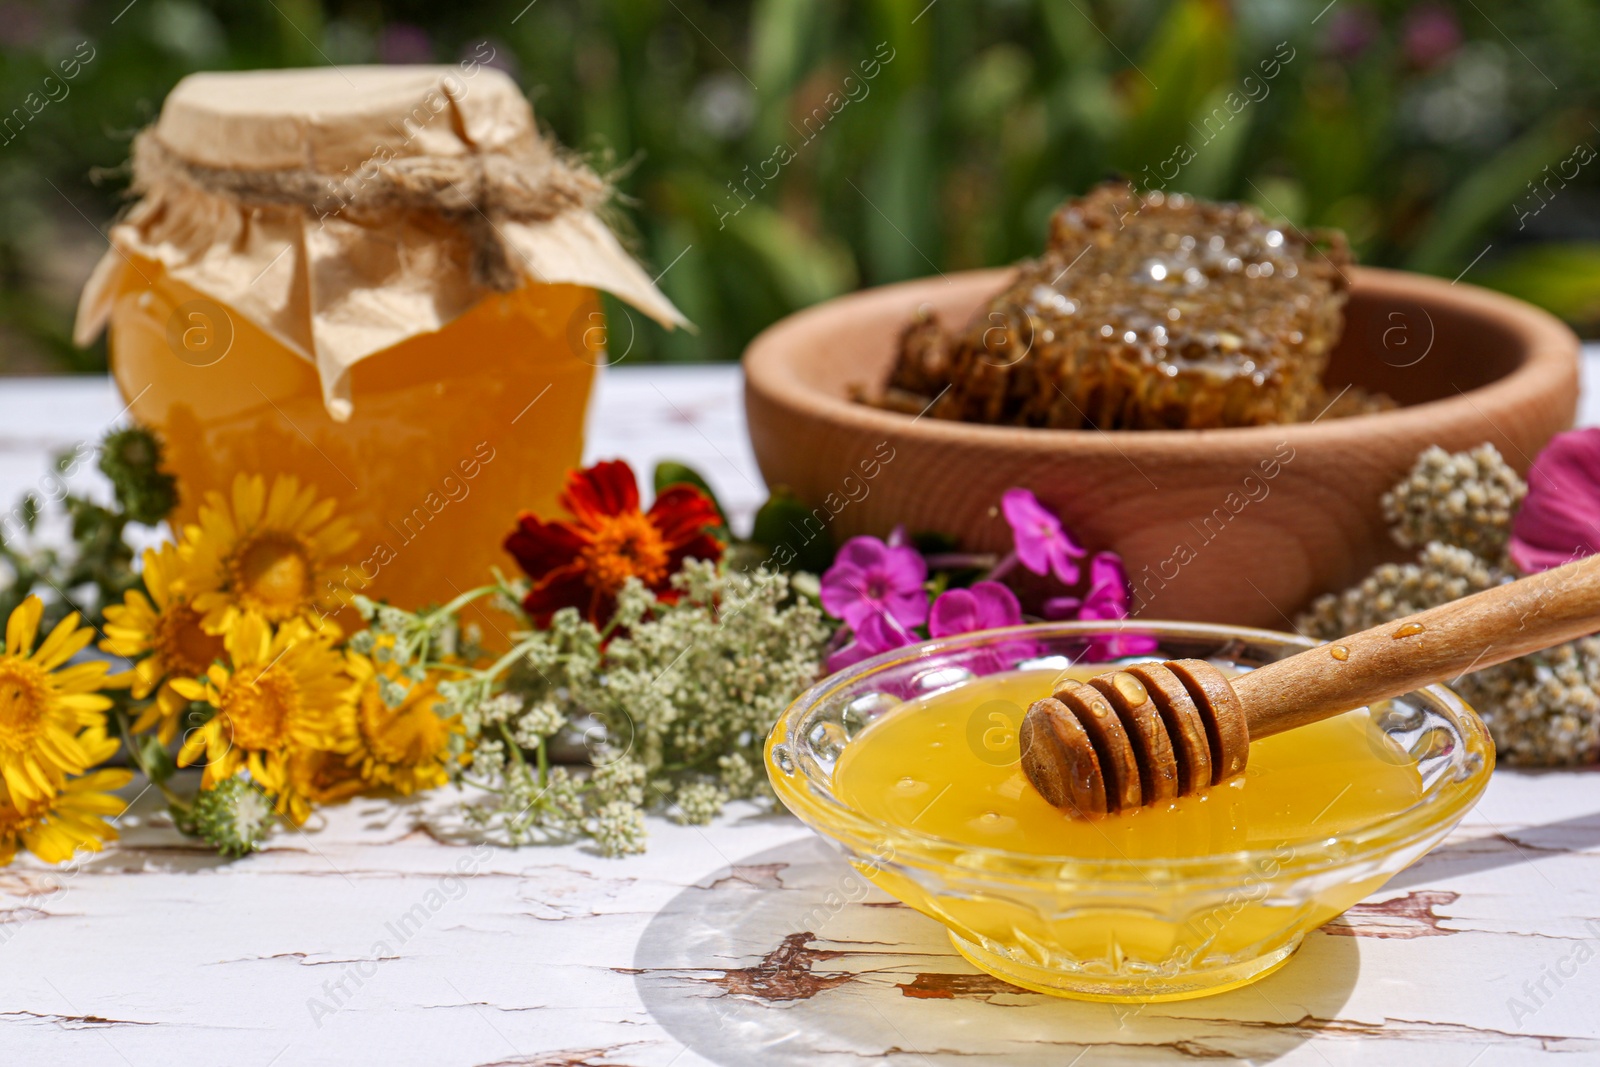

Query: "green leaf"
<box><xmin>1406</xmin><ymin>115</ymin><xmax>1579</xmax><ymax>276</ymax></box>
<box><xmin>750</xmin><ymin>0</ymin><xmax>817</xmax><ymax>97</ymax></box>
<box><xmin>862</xmin><ymin>89</ymin><xmax>937</xmax><ymax>282</ymax></box>
<box><xmin>1113</xmin><ymin>0</ymin><xmax>1235</xmax><ymax>178</ymax></box>
<box><xmin>1476</xmin><ymin>243</ymin><xmax>1600</xmax><ymax>328</ymax></box>
<box><xmin>750</xmin><ymin>487</ymin><xmax>834</xmax><ymax>573</ymax></box>
<box><xmin>139</xmin><ymin>732</ymin><xmax>177</xmax><ymax>786</ymax></box>
<box><xmin>724</xmin><ymin>202</ymin><xmax>859</xmax><ymax>307</ymax></box>
<box><xmin>653</xmin><ymin>459</ymin><xmax>718</xmax><ymax>505</ymax></box>
<box><xmin>1177</xmin><ymin>86</ymin><xmax>1255</xmax><ymax>199</ymax></box>
<box><xmin>653</xmin><ymin>460</ymin><xmax>730</xmax><ymax>537</ymax></box>
<box><xmin>952</xmin><ymin>44</ymin><xmax>1034</xmax><ymax>132</ymax></box>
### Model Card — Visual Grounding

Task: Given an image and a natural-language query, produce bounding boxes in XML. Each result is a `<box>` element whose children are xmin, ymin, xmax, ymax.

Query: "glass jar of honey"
<box><xmin>75</xmin><ymin>65</ymin><xmax>682</xmax><ymax>633</ymax></box>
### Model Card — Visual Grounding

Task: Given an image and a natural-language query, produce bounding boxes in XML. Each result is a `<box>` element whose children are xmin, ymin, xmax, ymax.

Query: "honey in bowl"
<box><xmin>834</xmin><ymin>666</ymin><xmax>1422</xmax><ymax>858</ymax></box>
<box><xmin>827</xmin><ymin>664</ymin><xmax>1426</xmax><ymax>999</ymax></box>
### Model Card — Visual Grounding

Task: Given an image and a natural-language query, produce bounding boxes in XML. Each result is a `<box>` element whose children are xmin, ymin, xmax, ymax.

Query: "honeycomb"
<box><xmin>876</xmin><ymin>183</ymin><xmax>1356</xmax><ymax>430</ymax></box>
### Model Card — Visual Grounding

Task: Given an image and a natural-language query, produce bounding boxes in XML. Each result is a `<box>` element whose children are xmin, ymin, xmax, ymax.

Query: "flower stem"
<box><xmin>985</xmin><ymin>551</ymin><xmax>1020</xmax><ymax>582</ymax></box>
<box><xmin>112</xmin><ymin>708</ymin><xmax>187</xmax><ymax>810</ymax></box>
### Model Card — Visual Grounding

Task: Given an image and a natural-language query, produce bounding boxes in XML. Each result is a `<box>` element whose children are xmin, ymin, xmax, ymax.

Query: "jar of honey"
<box><xmin>75</xmin><ymin>65</ymin><xmax>683</xmax><ymax>631</ymax></box>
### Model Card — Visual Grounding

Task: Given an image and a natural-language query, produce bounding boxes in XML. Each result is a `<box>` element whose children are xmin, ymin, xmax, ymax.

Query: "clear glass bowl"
<box><xmin>765</xmin><ymin>621</ymin><xmax>1494</xmax><ymax>1002</ymax></box>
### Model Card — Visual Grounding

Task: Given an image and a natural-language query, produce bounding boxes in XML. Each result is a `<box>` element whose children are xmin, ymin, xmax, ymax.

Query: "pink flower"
<box><xmin>1402</xmin><ymin>3</ymin><xmax>1462</xmax><ymax>70</ymax></box>
<box><xmin>1001</xmin><ymin>489</ymin><xmax>1086</xmax><ymax>585</ymax></box>
<box><xmin>1509</xmin><ymin>429</ymin><xmax>1600</xmax><ymax>574</ymax></box>
<box><xmin>819</xmin><ymin>536</ymin><xmax>929</xmax><ymax>630</ymax></box>
<box><xmin>929</xmin><ymin>580</ymin><xmax>1038</xmax><ymax>674</ymax></box>
<box><xmin>928</xmin><ymin>580</ymin><xmax>1023</xmax><ymax>637</ymax></box>
<box><xmin>1045</xmin><ymin>551</ymin><xmax>1159</xmax><ymax>660</ymax></box>
<box><xmin>826</xmin><ymin>612</ymin><xmax>917</xmax><ymax>673</ymax></box>
<box><xmin>378</xmin><ymin>23</ymin><xmax>434</xmax><ymax>64</ymax></box>
<box><xmin>1324</xmin><ymin>5</ymin><xmax>1380</xmax><ymax>62</ymax></box>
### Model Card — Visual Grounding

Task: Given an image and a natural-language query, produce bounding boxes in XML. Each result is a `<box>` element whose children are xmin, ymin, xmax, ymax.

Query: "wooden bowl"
<box><xmin>743</xmin><ymin>267</ymin><xmax>1580</xmax><ymax>628</ymax></box>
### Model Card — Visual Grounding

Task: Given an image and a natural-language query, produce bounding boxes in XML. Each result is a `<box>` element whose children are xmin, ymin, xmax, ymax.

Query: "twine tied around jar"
<box><xmin>75</xmin><ymin>66</ymin><xmax>685</xmax><ymax>422</ymax></box>
<box><xmin>129</xmin><ymin>127</ymin><xmax>612</xmax><ymax>294</ymax></box>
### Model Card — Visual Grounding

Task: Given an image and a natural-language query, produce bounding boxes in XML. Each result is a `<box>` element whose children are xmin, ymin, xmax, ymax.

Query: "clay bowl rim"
<box><xmin>743</xmin><ymin>264</ymin><xmax>1579</xmax><ymax>452</ymax></box>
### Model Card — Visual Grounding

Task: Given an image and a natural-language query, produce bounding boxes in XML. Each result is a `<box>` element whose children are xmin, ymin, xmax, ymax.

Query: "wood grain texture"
<box><xmin>2</xmin><ymin>773</ymin><xmax>1598</xmax><ymax>1066</ymax></box>
<box><xmin>1235</xmin><ymin>552</ymin><xmax>1600</xmax><ymax>738</ymax></box>
<box><xmin>1127</xmin><ymin>661</ymin><xmax>1215</xmax><ymax>795</ymax></box>
<box><xmin>1087</xmin><ymin>671</ymin><xmax>1181</xmax><ymax>805</ymax></box>
<box><xmin>0</xmin><ymin>369</ymin><xmax>1598</xmax><ymax>1063</ymax></box>
<box><xmin>1026</xmin><ymin>559</ymin><xmax>1600</xmax><ymax>808</ymax></box>
<box><xmin>744</xmin><ymin>267</ymin><xmax>1580</xmax><ymax>627</ymax></box>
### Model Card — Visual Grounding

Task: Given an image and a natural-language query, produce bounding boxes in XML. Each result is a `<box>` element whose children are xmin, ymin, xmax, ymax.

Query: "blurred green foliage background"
<box><xmin>3</xmin><ymin>0</ymin><xmax>1600</xmax><ymax>371</ymax></box>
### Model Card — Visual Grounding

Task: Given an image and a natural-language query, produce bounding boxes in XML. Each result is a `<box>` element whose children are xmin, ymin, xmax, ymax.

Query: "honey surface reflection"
<box><xmin>834</xmin><ymin>667</ymin><xmax>1423</xmax><ymax>859</ymax></box>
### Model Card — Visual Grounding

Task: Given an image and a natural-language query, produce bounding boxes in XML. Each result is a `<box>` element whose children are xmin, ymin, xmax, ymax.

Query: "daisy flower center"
<box><xmin>229</xmin><ymin>532</ymin><xmax>315</xmax><ymax>620</ymax></box>
<box><xmin>220</xmin><ymin>670</ymin><xmax>300</xmax><ymax>751</ymax></box>
<box><xmin>579</xmin><ymin>512</ymin><xmax>670</xmax><ymax>594</ymax></box>
<box><xmin>0</xmin><ymin>661</ymin><xmax>49</xmax><ymax>752</ymax></box>
<box><xmin>153</xmin><ymin>602</ymin><xmax>225</xmax><ymax>679</ymax></box>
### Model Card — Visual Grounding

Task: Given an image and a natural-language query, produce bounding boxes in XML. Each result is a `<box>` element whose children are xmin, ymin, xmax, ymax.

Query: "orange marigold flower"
<box><xmin>504</xmin><ymin>460</ymin><xmax>723</xmax><ymax>626</ymax></box>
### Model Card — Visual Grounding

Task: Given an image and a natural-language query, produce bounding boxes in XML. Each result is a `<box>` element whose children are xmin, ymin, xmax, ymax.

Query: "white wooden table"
<box><xmin>3</xmin><ymin>362</ymin><xmax>1600</xmax><ymax>1066</ymax></box>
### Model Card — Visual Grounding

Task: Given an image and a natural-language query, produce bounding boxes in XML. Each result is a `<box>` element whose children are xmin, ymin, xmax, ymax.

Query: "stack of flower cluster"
<box><xmin>1298</xmin><ymin>437</ymin><xmax>1600</xmax><ymax>765</ymax></box>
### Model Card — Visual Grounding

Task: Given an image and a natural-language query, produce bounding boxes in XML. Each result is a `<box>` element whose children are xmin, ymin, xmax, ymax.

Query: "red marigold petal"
<box><xmin>504</xmin><ymin>515</ymin><xmax>587</xmax><ymax>581</ymax></box>
<box><xmin>649</xmin><ymin>485</ymin><xmax>723</xmax><ymax>542</ymax></box>
<box><xmin>664</xmin><ymin>531</ymin><xmax>725</xmax><ymax>577</ymax></box>
<box><xmin>587</xmin><ymin>587</ymin><xmax>621</xmax><ymax>628</ymax></box>
<box><xmin>561</xmin><ymin>460</ymin><xmax>640</xmax><ymax>522</ymax></box>
<box><xmin>521</xmin><ymin>566</ymin><xmax>595</xmax><ymax>626</ymax></box>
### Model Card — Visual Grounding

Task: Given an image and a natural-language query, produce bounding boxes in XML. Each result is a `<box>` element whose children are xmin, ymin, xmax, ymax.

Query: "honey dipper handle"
<box><xmin>1232</xmin><ymin>552</ymin><xmax>1600</xmax><ymax>739</ymax></box>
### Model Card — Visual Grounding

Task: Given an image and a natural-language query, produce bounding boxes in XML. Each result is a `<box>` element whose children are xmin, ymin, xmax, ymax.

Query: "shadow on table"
<box><xmin>632</xmin><ymin>837</ymin><xmax>1359</xmax><ymax>1065</ymax></box>
<box><xmin>1388</xmin><ymin>800</ymin><xmax>1600</xmax><ymax>891</ymax></box>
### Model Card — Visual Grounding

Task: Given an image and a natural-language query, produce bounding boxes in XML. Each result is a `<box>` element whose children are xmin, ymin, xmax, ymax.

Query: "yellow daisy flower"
<box><xmin>101</xmin><ymin>542</ymin><xmax>225</xmax><ymax>744</ymax></box>
<box><xmin>287</xmin><ymin>749</ymin><xmax>366</xmax><ymax>808</ymax></box>
<box><xmin>340</xmin><ymin>647</ymin><xmax>462</xmax><ymax>796</ymax></box>
<box><xmin>0</xmin><ymin>596</ymin><xmax>114</xmax><ymax>805</ymax></box>
<box><xmin>171</xmin><ymin>615</ymin><xmax>355</xmax><ymax>825</ymax></box>
<box><xmin>0</xmin><ymin>766</ymin><xmax>134</xmax><ymax>867</ymax></box>
<box><xmin>184</xmin><ymin>473</ymin><xmax>358</xmax><ymax>638</ymax></box>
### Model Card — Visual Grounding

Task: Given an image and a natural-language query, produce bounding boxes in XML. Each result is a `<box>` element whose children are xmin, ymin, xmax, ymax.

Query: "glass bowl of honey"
<box><xmin>765</xmin><ymin>620</ymin><xmax>1493</xmax><ymax>1002</ymax></box>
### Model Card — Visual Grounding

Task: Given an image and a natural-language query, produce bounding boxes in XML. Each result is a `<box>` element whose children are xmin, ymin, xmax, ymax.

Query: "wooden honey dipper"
<box><xmin>1021</xmin><ymin>552</ymin><xmax>1600</xmax><ymax>816</ymax></box>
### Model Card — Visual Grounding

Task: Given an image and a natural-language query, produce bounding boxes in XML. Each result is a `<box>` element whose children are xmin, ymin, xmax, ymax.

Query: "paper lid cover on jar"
<box><xmin>74</xmin><ymin>62</ymin><xmax>687</xmax><ymax>421</ymax></box>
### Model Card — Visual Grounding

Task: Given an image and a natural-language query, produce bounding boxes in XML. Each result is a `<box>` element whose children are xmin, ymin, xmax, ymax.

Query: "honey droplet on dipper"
<box><xmin>1330</xmin><ymin>645</ymin><xmax>1349</xmax><ymax>661</ymax></box>
<box><xmin>1110</xmin><ymin>672</ymin><xmax>1150</xmax><ymax>705</ymax></box>
<box><xmin>1393</xmin><ymin>622</ymin><xmax>1426</xmax><ymax>639</ymax></box>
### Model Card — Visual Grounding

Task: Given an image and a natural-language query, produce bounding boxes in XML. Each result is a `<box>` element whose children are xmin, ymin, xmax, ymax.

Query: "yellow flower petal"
<box><xmin>5</xmin><ymin>595</ymin><xmax>42</xmax><ymax>656</ymax></box>
<box><xmin>32</xmin><ymin>613</ymin><xmax>91</xmax><ymax>670</ymax></box>
<box><xmin>169</xmin><ymin>677</ymin><xmax>209</xmax><ymax>702</ymax></box>
<box><xmin>233</xmin><ymin>473</ymin><xmax>267</xmax><ymax>529</ymax></box>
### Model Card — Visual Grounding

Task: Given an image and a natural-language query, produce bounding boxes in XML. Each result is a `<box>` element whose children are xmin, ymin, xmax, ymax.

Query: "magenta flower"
<box><xmin>378</xmin><ymin>23</ymin><xmax>434</xmax><ymax>64</ymax></box>
<box><xmin>826</xmin><ymin>611</ymin><xmax>917</xmax><ymax>673</ymax></box>
<box><xmin>1509</xmin><ymin>429</ymin><xmax>1600</xmax><ymax>574</ymax></box>
<box><xmin>929</xmin><ymin>580</ymin><xmax>1039</xmax><ymax>674</ymax></box>
<box><xmin>1402</xmin><ymin>3</ymin><xmax>1462</xmax><ymax>70</ymax></box>
<box><xmin>1001</xmin><ymin>489</ymin><xmax>1086</xmax><ymax>585</ymax></box>
<box><xmin>819</xmin><ymin>535</ymin><xmax>929</xmax><ymax>630</ymax></box>
<box><xmin>1045</xmin><ymin>552</ymin><xmax>1159</xmax><ymax>660</ymax></box>
<box><xmin>929</xmin><ymin>581</ymin><xmax>1023</xmax><ymax>637</ymax></box>
<box><xmin>1323</xmin><ymin>5</ymin><xmax>1380</xmax><ymax>62</ymax></box>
